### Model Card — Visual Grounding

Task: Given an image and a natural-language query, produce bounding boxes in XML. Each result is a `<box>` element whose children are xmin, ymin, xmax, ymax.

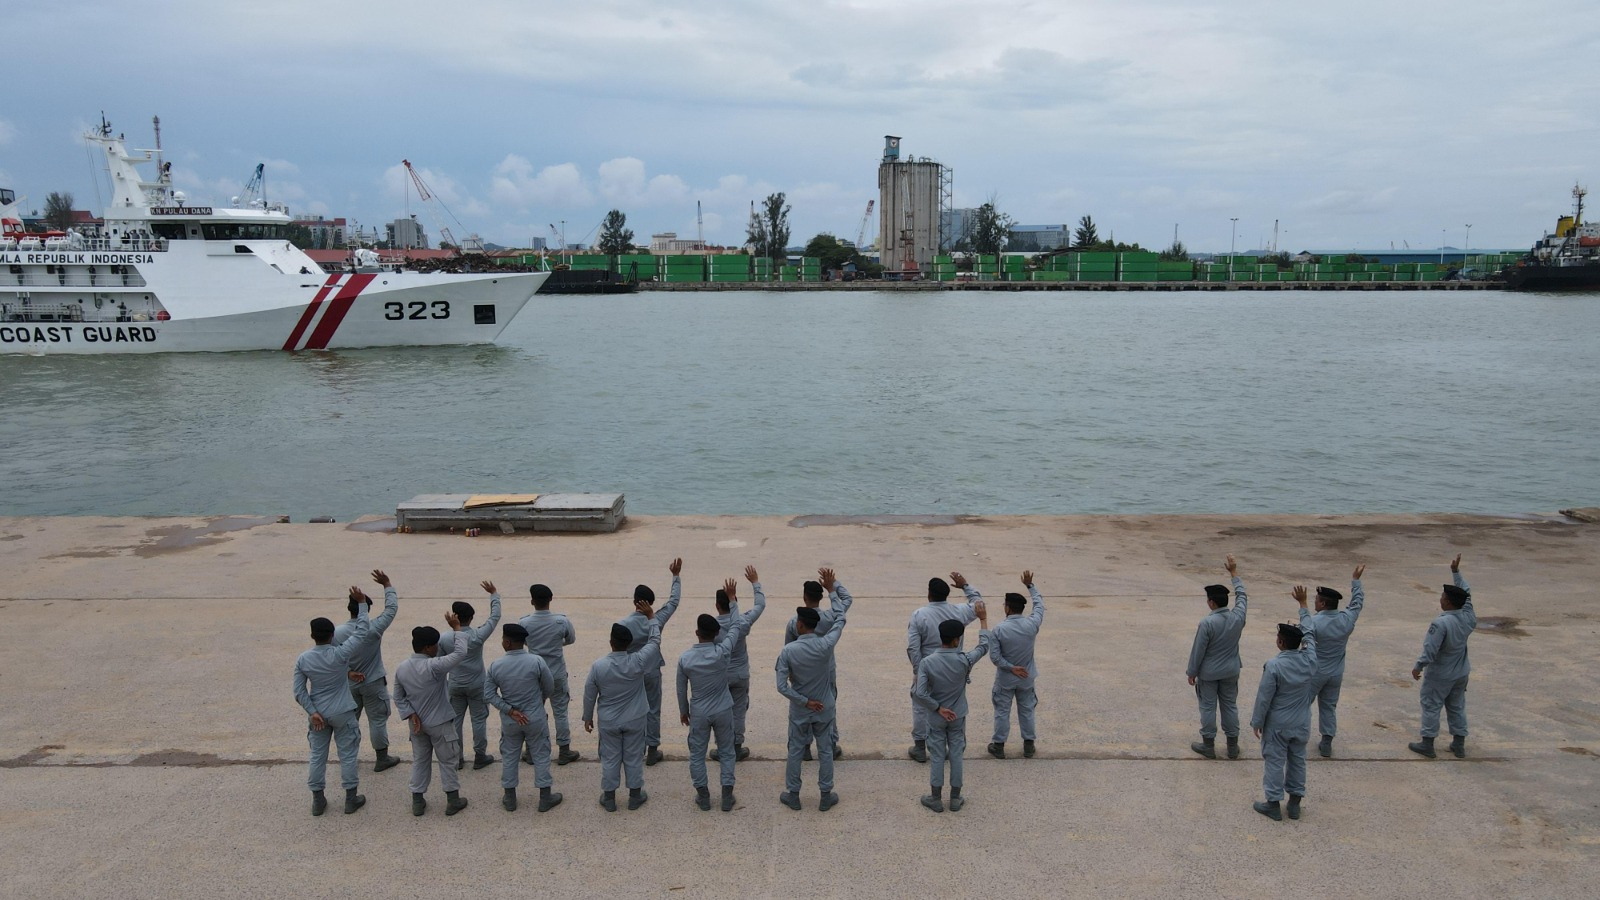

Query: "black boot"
<box><xmin>538</xmin><ymin>786</ymin><xmax>563</xmax><ymax>812</ymax></box>
<box><xmin>412</xmin><ymin>792</ymin><xmax>427</xmax><ymax>816</ymax></box>
<box><xmin>1190</xmin><ymin>737</ymin><xmax>1216</xmax><ymax>759</ymax></box>
<box><xmin>1023</xmin><ymin>739</ymin><xmax>1037</xmax><ymax>758</ymax></box>
<box><xmin>343</xmin><ymin>787</ymin><xmax>366</xmax><ymax>815</ymax></box>
<box><xmin>472</xmin><ymin>753</ymin><xmax>496</xmax><ymax>770</ymax></box>
<box><xmin>628</xmin><ymin>787</ymin><xmax>649</xmax><ymax>810</ymax></box>
<box><xmin>921</xmin><ymin>786</ymin><xmax>944</xmax><ymax>813</ymax></box>
<box><xmin>374</xmin><ymin>748</ymin><xmax>401</xmax><ymax>772</ymax></box>
<box><xmin>557</xmin><ymin>745</ymin><xmax>581</xmax><ymax>765</ymax></box>
<box><xmin>819</xmin><ymin>790</ymin><xmax>838</xmax><ymax>811</ymax></box>
<box><xmin>1226</xmin><ymin>736</ymin><xmax>1241</xmax><ymax>759</ymax></box>
<box><xmin>987</xmin><ymin>742</ymin><xmax>1006</xmax><ymax>759</ymax></box>
<box><xmin>695</xmin><ymin>786</ymin><xmax>712</xmax><ymax>811</ymax></box>
<box><xmin>502</xmin><ymin>788</ymin><xmax>517</xmax><ymax>811</ymax></box>
<box><xmin>1287</xmin><ymin>794</ymin><xmax>1302</xmax><ymax>820</ymax></box>
<box><xmin>949</xmin><ymin>785</ymin><xmax>965</xmax><ymax>812</ymax></box>
<box><xmin>645</xmin><ymin>746</ymin><xmax>664</xmax><ymax>766</ymax></box>
<box><xmin>1253</xmin><ymin>799</ymin><xmax>1283</xmax><ymax>821</ymax></box>
<box><xmin>778</xmin><ymin>791</ymin><xmax>801</xmax><ymax>810</ymax></box>
<box><xmin>1449</xmin><ymin>735</ymin><xmax>1466</xmax><ymax>758</ymax></box>
<box><xmin>908</xmin><ymin>740</ymin><xmax>929</xmax><ymax>763</ymax></box>
<box><xmin>735</xmin><ymin>744</ymin><xmax>750</xmax><ymax>761</ymax></box>
<box><xmin>445</xmin><ymin>790</ymin><xmax>468</xmax><ymax>816</ymax></box>
<box><xmin>1409</xmin><ymin>736</ymin><xmax>1437</xmax><ymax>758</ymax></box>
<box><xmin>599</xmin><ymin>790</ymin><xmax>617</xmax><ymax>812</ymax></box>
<box><xmin>721</xmin><ymin>785</ymin><xmax>736</xmax><ymax>812</ymax></box>
<box><xmin>311</xmin><ymin>790</ymin><xmax>327</xmax><ymax>817</ymax></box>
<box><xmin>1318</xmin><ymin>735</ymin><xmax>1333</xmax><ymax>758</ymax></box>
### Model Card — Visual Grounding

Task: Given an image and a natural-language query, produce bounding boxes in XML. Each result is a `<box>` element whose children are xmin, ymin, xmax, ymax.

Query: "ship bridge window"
<box><xmin>150</xmin><ymin>222</ymin><xmax>188</xmax><ymax>240</ymax></box>
<box><xmin>202</xmin><ymin>223</ymin><xmax>287</xmax><ymax>241</ymax></box>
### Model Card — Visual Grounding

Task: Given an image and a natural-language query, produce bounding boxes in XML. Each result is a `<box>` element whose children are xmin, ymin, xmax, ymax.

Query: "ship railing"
<box><xmin>1</xmin><ymin>267</ymin><xmax>150</xmax><ymax>288</ymax></box>
<box><xmin>1</xmin><ymin>301</ymin><xmax>164</xmax><ymax>324</ymax></box>
<box><xmin>0</xmin><ymin>236</ymin><xmax>168</xmax><ymax>253</ymax></box>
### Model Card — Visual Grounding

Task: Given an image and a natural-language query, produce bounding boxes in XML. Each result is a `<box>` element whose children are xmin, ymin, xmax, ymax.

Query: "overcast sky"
<box><xmin>3</xmin><ymin>1</ymin><xmax>1595</xmax><ymax>253</ymax></box>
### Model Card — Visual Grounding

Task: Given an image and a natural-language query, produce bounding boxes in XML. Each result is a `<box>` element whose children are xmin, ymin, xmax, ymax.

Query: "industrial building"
<box><xmin>877</xmin><ymin>136</ymin><xmax>951</xmax><ymax>276</ymax></box>
<box><xmin>1007</xmin><ymin>224</ymin><xmax>1072</xmax><ymax>253</ymax></box>
<box><xmin>386</xmin><ymin>215</ymin><xmax>429</xmax><ymax>250</ymax></box>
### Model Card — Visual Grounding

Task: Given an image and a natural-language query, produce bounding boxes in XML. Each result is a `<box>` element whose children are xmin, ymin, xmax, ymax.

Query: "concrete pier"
<box><xmin>1</xmin><ymin>512</ymin><xmax>1595</xmax><ymax>897</ymax></box>
<box><xmin>640</xmin><ymin>280</ymin><xmax>1504</xmax><ymax>292</ymax></box>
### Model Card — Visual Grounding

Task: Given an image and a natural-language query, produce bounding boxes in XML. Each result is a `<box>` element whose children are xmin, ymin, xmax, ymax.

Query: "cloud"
<box><xmin>383</xmin><ymin>161</ymin><xmax>490</xmax><ymax>220</ymax></box>
<box><xmin>491</xmin><ymin>156</ymin><xmax>592</xmax><ymax>210</ymax></box>
<box><xmin>0</xmin><ymin>119</ymin><xmax>14</xmax><ymax>145</ymax></box>
<box><xmin>1299</xmin><ymin>187</ymin><xmax>1401</xmax><ymax>217</ymax></box>
<box><xmin>597</xmin><ymin>157</ymin><xmax>691</xmax><ymax>207</ymax></box>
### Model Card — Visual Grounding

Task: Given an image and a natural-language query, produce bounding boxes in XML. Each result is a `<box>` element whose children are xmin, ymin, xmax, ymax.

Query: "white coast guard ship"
<box><xmin>0</xmin><ymin>118</ymin><xmax>545</xmax><ymax>354</ymax></box>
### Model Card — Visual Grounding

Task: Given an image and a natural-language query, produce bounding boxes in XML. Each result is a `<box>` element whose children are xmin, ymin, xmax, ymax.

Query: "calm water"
<box><xmin>1</xmin><ymin>290</ymin><xmax>1597</xmax><ymax>520</ymax></box>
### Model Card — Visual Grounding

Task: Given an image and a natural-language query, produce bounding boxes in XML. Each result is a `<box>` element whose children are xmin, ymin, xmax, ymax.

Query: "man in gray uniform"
<box><xmin>520</xmin><ymin>583</ymin><xmax>581</xmax><ymax>766</ymax></box>
<box><xmin>1250</xmin><ymin>587</ymin><xmax>1319</xmax><ymax>821</ymax></box>
<box><xmin>1186</xmin><ymin>555</ymin><xmax>1249</xmax><ymax>760</ymax></box>
<box><xmin>618</xmin><ymin>558</ymin><xmax>683</xmax><ymax>766</ymax></box>
<box><xmin>292</xmin><ymin>581</ymin><xmax>374</xmax><ymax>816</ymax></box>
<box><xmin>584</xmin><ymin>597</ymin><xmax>665</xmax><ymax>811</ymax></box>
<box><xmin>914</xmin><ymin>604</ymin><xmax>991</xmax><ymax>813</ymax></box>
<box><xmin>333</xmin><ymin>570</ymin><xmax>402</xmax><ymax>772</ymax></box>
<box><xmin>437</xmin><ymin>581</ymin><xmax>502</xmax><ymax>770</ymax></box>
<box><xmin>677</xmin><ymin>566</ymin><xmax>764</xmax><ymax>811</ymax></box>
<box><xmin>393</xmin><ymin>611</ymin><xmax>471</xmax><ymax>816</ymax></box>
<box><xmin>1409</xmin><ymin>554</ymin><xmax>1478</xmax><ymax>759</ymax></box>
<box><xmin>484</xmin><ymin>623</ymin><xmax>562</xmax><ymax>813</ymax></box>
<box><xmin>713</xmin><ymin>576</ymin><xmax>760</xmax><ymax>762</ymax></box>
<box><xmin>906</xmin><ymin>572</ymin><xmax>981</xmax><ymax>763</ymax></box>
<box><xmin>988</xmin><ymin>570</ymin><xmax>1045</xmax><ymax>760</ymax></box>
<box><xmin>775</xmin><ymin>567</ymin><xmax>851</xmax><ymax>811</ymax></box>
<box><xmin>1300</xmin><ymin>565</ymin><xmax>1367</xmax><ymax>758</ymax></box>
<box><xmin>784</xmin><ymin>573</ymin><xmax>853</xmax><ymax>760</ymax></box>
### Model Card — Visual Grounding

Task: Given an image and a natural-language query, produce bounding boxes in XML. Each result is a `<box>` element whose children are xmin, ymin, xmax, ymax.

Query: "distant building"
<box><xmin>941</xmin><ymin>208</ymin><xmax>976</xmax><ymax>249</ymax></box>
<box><xmin>386</xmin><ymin>215</ymin><xmax>429</xmax><ymax>250</ymax></box>
<box><xmin>292</xmin><ymin>215</ymin><xmax>348</xmax><ymax>250</ymax></box>
<box><xmin>528</xmin><ymin>236</ymin><xmax>547</xmax><ymax>251</ymax></box>
<box><xmin>650</xmin><ymin>232</ymin><xmax>705</xmax><ymax>253</ymax></box>
<box><xmin>1007</xmin><ymin>224</ymin><xmax>1071</xmax><ymax>253</ymax></box>
<box><xmin>878</xmin><ymin>136</ymin><xmax>952</xmax><ymax>274</ymax></box>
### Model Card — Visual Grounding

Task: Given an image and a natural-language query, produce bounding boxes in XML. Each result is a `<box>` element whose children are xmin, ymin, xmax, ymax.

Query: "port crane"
<box><xmin>855</xmin><ymin>199</ymin><xmax>874</xmax><ymax>249</ymax></box>
<box><xmin>402</xmin><ymin>159</ymin><xmax>482</xmax><ymax>252</ymax></box>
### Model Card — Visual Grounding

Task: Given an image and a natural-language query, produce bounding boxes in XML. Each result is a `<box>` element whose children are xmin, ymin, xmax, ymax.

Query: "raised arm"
<box><xmin>964</xmin><ymin>628</ymin><xmax>992</xmax><ymax>667</ymax></box>
<box><xmin>655</xmin><ymin>557</ymin><xmax>683</xmax><ymax>629</ymax></box>
<box><xmin>1452</xmin><ymin>556</ymin><xmax>1476</xmax><ymax>628</ymax></box>
<box><xmin>428</xmin><ymin>613</ymin><xmax>470</xmax><ymax>675</ymax></box>
<box><xmin>473</xmin><ymin>582</ymin><xmax>502</xmax><ymax>641</ymax></box>
<box><xmin>1028</xmin><ymin>582</ymin><xmax>1045</xmax><ymax>627</ymax></box>
<box><xmin>331</xmin><ymin>602</ymin><xmax>371</xmax><ymax>664</ymax></box>
<box><xmin>1348</xmin><ymin>565</ymin><xmax>1366</xmax><ymax>622</ymax></box>
<box><xmin>952</xmin><ymin>571</ymin><xmax>981</xmax><ymax>622</ymax></box>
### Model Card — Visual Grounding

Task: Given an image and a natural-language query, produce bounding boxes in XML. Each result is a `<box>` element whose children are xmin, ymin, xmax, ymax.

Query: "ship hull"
<box><xmin>1501</xmin><ymin>263</ymin><xmax>1600</xmax><ymax>291</ymax></box>
<box><xmin>1</xmin><ymin>268</ymin><xmax>546</xmax><ymax>355</ymax></box>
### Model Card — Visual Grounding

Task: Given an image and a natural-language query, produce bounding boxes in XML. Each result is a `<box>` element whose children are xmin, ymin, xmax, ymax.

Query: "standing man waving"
<box><xmin>1187</xmin><ymin>555</ymin><xmax>1249</xmax><ymax>760</ymax></box>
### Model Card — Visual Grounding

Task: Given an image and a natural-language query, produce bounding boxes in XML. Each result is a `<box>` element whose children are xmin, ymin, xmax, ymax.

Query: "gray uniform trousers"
<box><xmin>689</xmin><ymin>710</ymin><xmax>737</xmax><ymax>788</ymax></box>
<box><xmin>785</xmin><ymin>716</ymin><xmax>837</xmax><ymax>794</ymax></box>
<box><xmin>1261</xmin><ymin>728</ymin><xmax>1308</xmax><ymax>801</ymax></box>
<box><xmin>727</xmin><ymin>676</ymin><xmax>750</xmax><ymax>746</ymax></box>
<box><xmin>1311</xmin><ymin>674</ymin><xmax>1343</xmax><ymax>738</ymax></box>
<box><xmin>409</xmin><ymin>719</ymin><xmax>462</xmax><ymax>795</ymax></box>
<box><xmin>549</xmin><ymin>673</ymin><xmax>572</xmax><ymax>747</ymax></box>
<box><xmin>992</xmin><ymin>685</ymin><xmax>1038</xmax><ymax>743</ymax></box>
<box><xmin>600</xmin><ymin>717</ymin><xmax>648</xmax><ymax>792</ymax></box>
<box><xmin>307</xmin><ymin>709</ymin><xmax>362</xmax><ymax>792</ymax></box>
<box><xmin>349</xmin><ymin>678</ymin><xmax>391</xmax><ymax>750</ymax></box>
<box><xmin>450</xmin><ymin>681</ymin><xmax>491</xmax><ymax>758</ymax></box>
<box><xmin>1195</xmin><ymin>677</ymin><xmax>1241</xmax><ymax>739</ymax></box>
<box><xmin>927</xmin><ymin>716</ymin><xmax>968</xmax><ymax>788</ymax></box>
<box><xmin>499</xmin><ymin>715</ymin><xmax>553</xmax><ymax>790</ymax></box>
<box><xmin>1420</xmin><ymin>674</ymin><xmax>1469</xmax><ymax>738</ymax></box>
<box><xmin>645</xmin><ymin>671</ymin><xmax>663</xmax><ymax>748</ymax></box>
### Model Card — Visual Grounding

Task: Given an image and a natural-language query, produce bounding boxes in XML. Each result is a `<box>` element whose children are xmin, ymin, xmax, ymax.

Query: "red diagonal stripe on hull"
<box><xmin>304</xmin><ymin>274</ymin><xmax>377</xmax><ymax>350</ymax></box>
<box><xmin>282</xmin><ymin>275</ymin><xmax>341</xmax><ymax>351</ymax></box>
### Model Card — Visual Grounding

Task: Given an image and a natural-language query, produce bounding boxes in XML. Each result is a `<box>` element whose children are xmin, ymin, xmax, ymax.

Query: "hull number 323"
<box><xmin>384</xmin><ymin>301</ymin><xmax>450</xmax><ymax>320</ymax></box>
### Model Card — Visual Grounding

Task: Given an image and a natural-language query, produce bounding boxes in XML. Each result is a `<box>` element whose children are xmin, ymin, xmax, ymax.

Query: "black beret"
<box><xmin>503</xmin><ymin>623</ymin><xmax>528</xmax><ymax>640</ymax></box>
<box><xmin>697</xmin><ymin>613</ymin><xmax>722</xmax><ymax>635</ymax></box>
<box><xmin>1205</xmin><ymin>584</ymin><xmax>1230</xmax><ymax>602</ymax></box>
<box><xmin>1316</xmin><ymin>586</ymin><xmax>1343</xmax><ymax>601</ymax></box>
<box><xmin>1442</xmin><ymin>584</ymin><xmax>1470</xmax><ymax>603</ymax></box>
<box><xmin>310</xmin><ymin>617</ymin><xmax>335</xmax><ymax>637</ymax></box>
<box><xmin>610</xmin><ymin>623</ymin><xmax>633</xmax><ymax>644</ymax></box>
<box><xmin>413</xmin><ymin>625</ymin><xmax>441</xmax><ymax>647</ymax></box>
<box><xmin>1277</xmin><ymin>623</ymin><xmax>1303</xmax><ymax>641</ymax></box>
<box><xmin>634</xmin><ymin>584</ymin><xmax>655</xmax><ymax>604</ymax></box>
<box><xmin>938</xmin><ymin>619</ymin><xmax>965</xmax><ymax>643</ymax></box>
<box><xmin>796</xmin><ymin>607</ymin><xmax>821</xmax><ymax>628</ymax></box>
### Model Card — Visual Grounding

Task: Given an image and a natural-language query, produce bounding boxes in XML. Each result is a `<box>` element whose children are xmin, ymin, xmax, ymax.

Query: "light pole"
<box><xmin>1229</xmin><ymin>217</ymin><xmax>1239</xmax><ymax>280</ymax></box>
<box><xmin>1464</xmin><ymin>224</ymin><xmax>1472</xmax><ymax>267</ymax></box>
<box><xmin>1440</xmin><ymin>229</ymin><xmax>1446</xmax><ymax>266</ymax></box>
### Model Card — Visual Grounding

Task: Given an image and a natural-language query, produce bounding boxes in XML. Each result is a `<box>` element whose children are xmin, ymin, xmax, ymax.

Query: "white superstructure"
<box><xmin>0</xmin><ymin>118</ymin><xmax>545</xmax><ymax>354</ymax></box>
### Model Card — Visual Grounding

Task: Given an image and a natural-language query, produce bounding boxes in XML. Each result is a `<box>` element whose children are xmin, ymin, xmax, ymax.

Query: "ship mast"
<box><xmin>1574</xmin><ymin>182</ymin><xmax>1587</xmax><ymax>228</ymax></box>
